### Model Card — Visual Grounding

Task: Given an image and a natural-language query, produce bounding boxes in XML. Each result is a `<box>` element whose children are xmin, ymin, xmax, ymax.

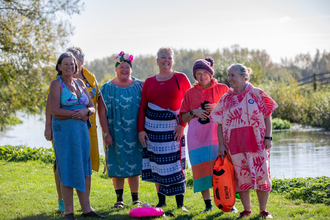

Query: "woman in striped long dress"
<box><xmin>138</xmin><ymin>47</ymin><xmax>191</xmax><ymax>211</ymax></box>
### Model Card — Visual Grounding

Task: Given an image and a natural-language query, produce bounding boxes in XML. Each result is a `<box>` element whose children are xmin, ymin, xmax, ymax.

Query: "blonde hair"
<box><xmin>156</xmin><ymin>47</ymin><xmax>175</xmax><ymax>62</ymax></box>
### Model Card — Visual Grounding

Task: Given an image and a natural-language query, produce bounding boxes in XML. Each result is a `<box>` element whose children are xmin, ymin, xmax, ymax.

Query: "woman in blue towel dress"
<box><xmin>98</xmin><ymin>51</ymin><xmax>144</xmax><ymax>209</ymax></box>
<box><xmin>48</xmin><ymin>52</ymin><xmax>104</xmax><ymax>220</ymax></box>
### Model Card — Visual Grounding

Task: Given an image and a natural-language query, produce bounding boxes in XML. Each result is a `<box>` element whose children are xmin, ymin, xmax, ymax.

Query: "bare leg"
<box><xmin>76</xmin><ymin>176</ymin><xmax>92</xmax><ymax>214</ymax></box>
<box><xmin>239</xmin><ymin>190</ymin><xmax>251</xmax><ymax>211</ymax></box>
<box><xmin>128</xmin><ymin>176</ymin><xmax>140</xmax><ymax>193</ymax></box>
<box><xmin>54</xmin><ymin>163</ymin><xmax>62</xmax><ymax>203</ymax></box>
<box><xmin>155</xmin><ymin>183</ymin><xmax>159</xmax><ymax>191</ymax></box>
<box><xmin>112</xmin><ymin>177</ymin><xmax>125</xmax><ymax>190</ymax></box>
<box><xmin>61</xmin><ymin>185</ymin><xmax>74</xmax><ymax>215</ymax></box>
<box><xmin>256</xmin><ymin>190</ymin><xmax>270</xmax><ymax>212</ymax></box>
<box><xmin>89</xmin><ymin>175</ymin><xmax>92</xmax><ymax>200</ymax></box>
<box><xmin>201</xmin><ymin>189</ymin><xmax>211</xmax><ymax>200</ymax></box>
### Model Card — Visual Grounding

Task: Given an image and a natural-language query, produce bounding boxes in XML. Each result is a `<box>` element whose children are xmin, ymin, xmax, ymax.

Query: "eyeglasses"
<box><xmin>196</xmin><ymin>72</ymin><xmax>209</xmax><ymax>77</ymax></box>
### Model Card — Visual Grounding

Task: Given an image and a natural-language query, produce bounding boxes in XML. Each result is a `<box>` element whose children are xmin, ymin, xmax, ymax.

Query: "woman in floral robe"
<box><xmin>210</xmin><ymin>63</ymin><xmax>277</xmax><ymax>219</ymax></box>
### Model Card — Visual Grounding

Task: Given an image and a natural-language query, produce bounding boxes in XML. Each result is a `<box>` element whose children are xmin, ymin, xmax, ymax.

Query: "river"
<box><xmin>1</xmin><ymin>113</ymin><xmax>329</xmax><ymax>179</ymax></box>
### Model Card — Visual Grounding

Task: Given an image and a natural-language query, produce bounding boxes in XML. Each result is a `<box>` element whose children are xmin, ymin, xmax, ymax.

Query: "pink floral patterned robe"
<box><xmin>210</xmin><ymin>83</ymin><xmax>277</xmax><ymax>192</ymax></box>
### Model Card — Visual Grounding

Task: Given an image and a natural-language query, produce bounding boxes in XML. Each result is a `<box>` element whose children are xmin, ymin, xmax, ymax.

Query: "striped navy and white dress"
<box><xmin>142</xmin><ymin>102</ymin><xmax>186</xmax><ymax>196</ymax></box>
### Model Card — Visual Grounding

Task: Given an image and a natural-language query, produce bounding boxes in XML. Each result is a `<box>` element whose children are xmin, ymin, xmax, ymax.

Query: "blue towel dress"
<box><xmin>52</xmin><ymin>78</ymin><xmax>92</xmax><ymax>193</ymax></box>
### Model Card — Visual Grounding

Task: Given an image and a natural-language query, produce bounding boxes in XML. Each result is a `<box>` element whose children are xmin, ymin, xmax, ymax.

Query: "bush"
<box><xmin>272</xmin><ymin>118</ymin><xmax>291</xmax><ymax>130</ymax></box>
<box><xmin>186</xmin><ymin>168</ymin><xmax>193</xmax><ymax>187</ymax></box>
<box><xmin>257</xmin><ymin>78</ymin><xmax>330</xmax><ymax>130</ymax></box>
<box><xmin>0</xmin><ymin>145</ymin><xmax>55</xmax><ymax>164</ymax></box>
<box><xmin>258</xmin><ymin>77</ymin><xmax>308</xmax><ymax>123</ymax></box>
<box><xmin>304</xmin><ymin>91</ymin><xmax>330</xmax><ymax>130</ymax></box>
<box><xmin>272</xmin><ymin>177</ymin><xmax>330</xmax><ymax>205</ymax></box>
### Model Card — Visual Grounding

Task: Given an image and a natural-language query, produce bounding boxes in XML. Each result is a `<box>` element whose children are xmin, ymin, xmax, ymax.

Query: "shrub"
<box><xmin>257</xmin><ymin>77</ymin><xmax>308</xmax><ymax>123</ymax></box>
<box><xmin>186</xmin><ymin>168</ymin><xmax>193</xmax><ymax>187</ymax></box>
<box><xmin>272</xmin><ymin>177</ymin><xmax>330</xmax><ymax>205</ymax></box>
<box><xmin>0</xmin><ymin>145</ymin><xmax>55</xmax><ymax>164</ymax></box>
<box><xmin>272</xmin><ymin>118</ymin><xmax>291</xmax><ymax>130</ymax></box>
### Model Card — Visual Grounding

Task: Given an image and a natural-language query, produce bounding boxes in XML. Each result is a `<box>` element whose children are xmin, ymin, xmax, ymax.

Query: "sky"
<box><xmin>68</xmin><ymin>0</ymin><xmax>330</xmax><ymax>64</ymax></box>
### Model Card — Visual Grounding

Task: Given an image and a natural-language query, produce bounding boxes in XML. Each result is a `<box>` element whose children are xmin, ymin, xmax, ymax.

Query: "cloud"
<box><xmin>279</xmin><ymin>16</ymin><xmax>292</xmax><ymax>22</ymax></box>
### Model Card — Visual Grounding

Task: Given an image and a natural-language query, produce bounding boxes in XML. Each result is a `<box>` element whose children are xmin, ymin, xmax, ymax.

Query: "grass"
<box><xmin>1</xmin><ymin>160</ymin><xmax>329</xmax><ymax>220</ymax></box>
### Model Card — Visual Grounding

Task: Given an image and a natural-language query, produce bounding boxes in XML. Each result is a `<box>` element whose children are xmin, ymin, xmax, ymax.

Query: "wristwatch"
<box><xmin>87</xmin><ymin>109</ymin><xmax>92</xmax><ymax>117</ymax></box>
<box><xmin>264</xmin><ymin>136</ymin><xmax>272</xmax><ymax>140</ymax></box>
<box><xmin>103</xmin><ymin>133</ymin><xmax>109</xmax><ymax>138</ymax></box>
<box><xmin>190</xmin><ymin>110</ymin><xmax>194</xmax><ymax>116</ymax></box>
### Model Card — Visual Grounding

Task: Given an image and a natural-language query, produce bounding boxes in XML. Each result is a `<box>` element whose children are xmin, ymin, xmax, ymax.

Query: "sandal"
<box><xmin>113</xmin><ymin>201</ymin><xmax>124</xmax><ymax>208</ymax></box>
<box><xmin>133</xmin><ymin>200</ymin><xmax>142</xmax><ymax>206</ymax></box>
<box><xmin>237</xmin><ymin>210</ymin><xmax>252</xmax><ymax>219</ymax></box>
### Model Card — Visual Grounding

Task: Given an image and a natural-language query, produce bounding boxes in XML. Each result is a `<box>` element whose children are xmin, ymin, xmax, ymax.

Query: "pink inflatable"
<box><xmin>129</xmin><ymin>207</ymin><xmax>164</xmax><ymax>218</ymax></box>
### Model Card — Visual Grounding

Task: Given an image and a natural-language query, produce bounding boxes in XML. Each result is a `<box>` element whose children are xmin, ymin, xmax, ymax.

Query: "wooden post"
<box><xmin>313</xmin><ymin>73</ymin><xmax>317</xmax><ymax>91</ymax></box>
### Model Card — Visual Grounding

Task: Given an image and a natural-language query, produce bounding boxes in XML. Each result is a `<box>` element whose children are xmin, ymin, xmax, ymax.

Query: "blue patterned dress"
<box><xmin>100</xmin><ymin>78</ymin><xmax>144</xmax><ymax>178</ymax></box>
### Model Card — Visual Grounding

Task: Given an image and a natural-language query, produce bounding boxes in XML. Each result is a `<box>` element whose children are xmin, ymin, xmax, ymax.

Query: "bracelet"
<box><xmin>103</xmin><ymin>133</ymin><xmax>109</xmax><ymax>138</ymax></box>
<box><xmin>264</xmin><ymin>136</ymin><xmax>272</xmax><ymax>140</ymax></box>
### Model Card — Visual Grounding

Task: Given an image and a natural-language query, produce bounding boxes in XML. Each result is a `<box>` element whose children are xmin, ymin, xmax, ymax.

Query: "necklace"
<box><xmin>62</xmin><ymin>78</ymin><xmax>80</xmax><ymax>98</ymax></box>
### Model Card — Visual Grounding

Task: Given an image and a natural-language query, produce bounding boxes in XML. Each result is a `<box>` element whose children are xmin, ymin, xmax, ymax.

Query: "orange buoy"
<box><xmin>212</xmin><ymin>153</ymin><xmax>236</xmax><ymax>212</ymax></box>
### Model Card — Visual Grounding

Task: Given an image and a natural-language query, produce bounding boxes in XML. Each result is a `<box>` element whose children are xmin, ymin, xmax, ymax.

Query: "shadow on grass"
<box><xmin>14</xmin><ymin>209</ymin><xmax>132</xmax><ymax>220</ymax></box>
<box><xmin>13</xmin><ymin>209</ymin><xmax>269</xmax><ymax>220</ymax></box>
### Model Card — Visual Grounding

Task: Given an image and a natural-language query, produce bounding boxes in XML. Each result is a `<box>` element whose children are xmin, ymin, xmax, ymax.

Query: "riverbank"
<box><xmin>1</xmin><ymin>159</ymin><xmax>329</xmax><ymax>220</ymax></box>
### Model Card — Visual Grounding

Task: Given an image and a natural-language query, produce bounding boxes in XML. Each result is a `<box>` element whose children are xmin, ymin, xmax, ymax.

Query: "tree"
<box><xmin>0</xmin><ymin>0</ymin><xmax>84</xmax><ymax>130</ymax></box>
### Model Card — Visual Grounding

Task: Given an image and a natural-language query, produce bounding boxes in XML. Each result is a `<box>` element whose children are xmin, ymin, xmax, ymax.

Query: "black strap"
<box><xmin>174</xmin><ymin>73</ymin><xmax>180</xmax><ymax>90</ymax></box>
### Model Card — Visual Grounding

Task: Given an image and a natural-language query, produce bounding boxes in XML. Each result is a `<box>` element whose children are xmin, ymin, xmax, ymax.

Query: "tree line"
<box><xmin>85</xmin><ymin>45</ymin><xmax>330</xmax><ymax>88</ymax></box>
<box><xmin>1</xmin><ymin>0</ymin><xmax>330</xmax><ymax>130</ymax></box>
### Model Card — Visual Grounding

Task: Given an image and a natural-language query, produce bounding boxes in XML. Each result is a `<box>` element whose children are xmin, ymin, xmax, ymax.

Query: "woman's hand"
<box><xmin>139</xmin><ymin>131</ymin><xmax>149</xmax><ymax>148</ymax></box>
<box><xmin>264</xmin><ymin>139</ymin><xmax>272</xmax><ymax>149</ymax></box>
<box><xmin>204</xmin><ymin>103</ymin><xmax>216</xmax><ymax>113</ymax></box>
<box><xmin>173</xmin><ymin>125</ymin><xmax>184</xmax><ymax>142</ymax></box>
<box><xmin>194</xmin><ymin>109</ymin><xmax>209</xmax><ymax>119</ymax></box>
<box><xmin>72</xmin><ymin>109</ymin><xmax>88</xmax><ymax>120</ymax></box>
<box><xmin>44</xmin><ymin>126</ymin><xmax>52</xmax><ymax>141</ymax></box>
<box><xmin>218</xmin><ymin>144</ymin><xmax>226</xmax><ymax>156</ymax></box>
<box><xmin>104</xmin><ymin>134</ymin><xmax>113</xmax><ymax>146</ymax></box>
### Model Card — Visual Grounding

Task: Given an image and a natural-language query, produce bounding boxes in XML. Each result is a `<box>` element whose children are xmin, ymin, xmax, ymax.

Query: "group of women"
<box><xmin>45</xmin><ymin>46</ymin><xmax>277</xmax><ymax>220</ymax></box>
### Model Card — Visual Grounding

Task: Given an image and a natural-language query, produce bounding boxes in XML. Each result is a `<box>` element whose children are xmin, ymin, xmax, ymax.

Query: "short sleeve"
<box><xmin>180</xmin><ymin>90</ymin><xmax>192</xmax><ymax>114</ymax></box>
<box><xmin>252</xmin><ymin>88</ymin><xmax>278</xmax><ymax>118</ymax></box>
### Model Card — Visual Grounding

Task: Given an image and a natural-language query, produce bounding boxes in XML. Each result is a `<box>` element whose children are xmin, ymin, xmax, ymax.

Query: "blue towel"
<box><xmin>52</xmin><ymin>104</ymin><xmax>92</xmax><ymax>193</ymax></box>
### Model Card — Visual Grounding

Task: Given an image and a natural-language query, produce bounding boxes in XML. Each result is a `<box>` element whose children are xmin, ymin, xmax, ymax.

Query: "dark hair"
<box><xmin>55</xmin><ymin>52</ymin><xmax>78</xmax><ymax>76</ymax></box>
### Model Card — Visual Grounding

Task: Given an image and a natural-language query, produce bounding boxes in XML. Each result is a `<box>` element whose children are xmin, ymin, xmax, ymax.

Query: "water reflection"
<box><xmin>271</xmin><ymin>131</ymin><xmax>330</xmax><ymax>179</ymax></box>
<box><xmin>0</xmin><ymin>114</ymin><xmax>329</xmax><ymax>179</ymax></box>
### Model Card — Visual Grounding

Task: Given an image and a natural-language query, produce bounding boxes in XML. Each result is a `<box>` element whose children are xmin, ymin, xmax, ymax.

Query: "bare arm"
<box><xmin>49</xmin><ymin>79</ymin><xmax>75</xmax><ymax>119</ymax></box>
<box><xmin>98</xmin><ymin>96</ymin><xmax>113</xmax><ymax>146</ymax></box>
<box><xmin>217</xmin><ymin>124</ymin><xmax>226</xmax><ymax>156</ymax></box>
<box><xmin>264</xmin><ymin>116</ymin><xmax>272</xmax><ymax>149</ymax></box>
<box><xmin>44</xmin><ymin>95</ymin><xmax>53</xmax><ymax>141</ymax></box>
<box><xmin>182</xmin><ymin>109</ymin><xmax>209</xmax><ymax>123</ymax></box>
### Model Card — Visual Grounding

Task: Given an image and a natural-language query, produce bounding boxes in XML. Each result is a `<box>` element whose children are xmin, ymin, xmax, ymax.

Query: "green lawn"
<box><xmin>0</xmin><ymin>160</ymin><xmax>329</xmax><ymax>220</ymax></box>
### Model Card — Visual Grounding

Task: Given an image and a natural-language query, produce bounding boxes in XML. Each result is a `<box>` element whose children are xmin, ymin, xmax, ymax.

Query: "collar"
<box><xmin>82</xmin><ymin>68</ymin><xmax>96</xmax><ymax>87</ymax></box>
